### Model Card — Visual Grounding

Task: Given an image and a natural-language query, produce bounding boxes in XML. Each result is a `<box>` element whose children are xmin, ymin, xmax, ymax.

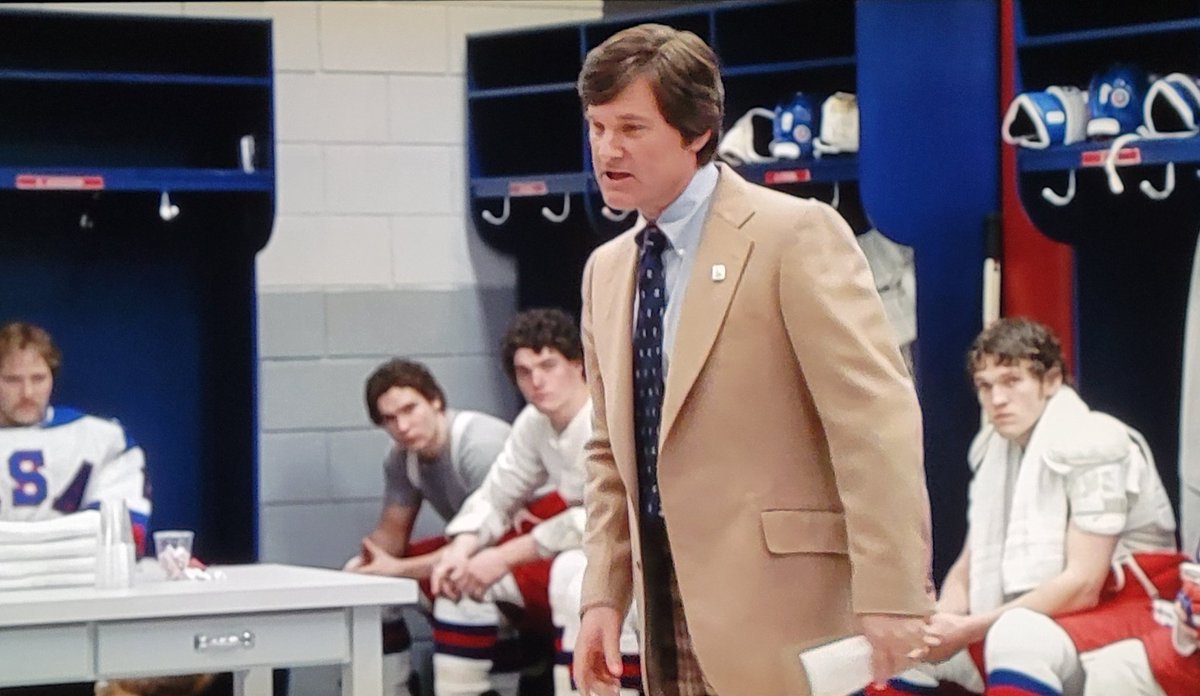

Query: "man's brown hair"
<box><xmin>0</xmin><ymin>321</ymin><xmax>61</xmax><ymax>375</ymax></box>
<box><xmin>967</xmin><ymin>317</ymin><xmax>1071</xmax><ymax>385</ymax></box>
<box><xmin>500</xmin><ymin>308</ymin><xmax>583</xmax><ymax>383</ymax></box>
<box><xmin>578</xmin><ymin>23</ymin><xmax>724</xmax><ymax>165</ymax></box>
<box><xmin>364</xmin><ymin>358</ymin><xmax>446</xmax><ymax>425</ymax></box>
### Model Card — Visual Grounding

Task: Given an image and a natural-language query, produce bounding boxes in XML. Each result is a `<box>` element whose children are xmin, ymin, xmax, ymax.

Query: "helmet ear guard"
<box><xmin>1002</xmin><ymin>85</ymin><xmax>1089</xmax><ymax>149</ymax></box>
<box><xmin>717</xmin><ymin>107</ymin><xmax>778</xmax><ymax>166</ymax></box>
<box><xmin>813</xmin><ymin>92</ymin><xmax>859</xmax><ymax>157</ymax></box>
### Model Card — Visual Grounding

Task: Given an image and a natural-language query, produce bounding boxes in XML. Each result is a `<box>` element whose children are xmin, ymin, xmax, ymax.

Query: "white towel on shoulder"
<box><xmin>968</xmin><ymin>387</ymin><xmax>1091</xmax><ymax>612</ymax></box>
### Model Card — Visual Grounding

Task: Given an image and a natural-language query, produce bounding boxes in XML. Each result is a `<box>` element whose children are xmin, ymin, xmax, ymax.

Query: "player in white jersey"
<box><xmin>0</xmin><ymin>321</ymin><xmax>153</xmax><ymax>696</ymax></box>
<box><xmin>0</xmin><ymin>322</ymin><xmax>150</xmax><ymax>546</ymax></box>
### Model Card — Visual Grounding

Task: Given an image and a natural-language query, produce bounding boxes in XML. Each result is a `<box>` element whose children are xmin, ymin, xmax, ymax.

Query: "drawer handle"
<box><xmin>194</xmin><ymin>630</ymin><xmax>255</xmax><ymax>652</ymax></box>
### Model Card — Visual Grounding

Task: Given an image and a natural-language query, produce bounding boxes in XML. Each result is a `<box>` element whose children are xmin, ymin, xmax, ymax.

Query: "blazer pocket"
<box><xmin>760</xmin><ymin>509</ymin><xmax>849</xmax><ymax>555</ymax></box>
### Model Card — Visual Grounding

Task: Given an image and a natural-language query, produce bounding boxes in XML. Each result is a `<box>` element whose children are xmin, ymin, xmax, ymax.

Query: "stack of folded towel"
<box><xmin>0</xmin><ymin>510</ymin><xmax>100</xmax><ymax>590</ymax></box>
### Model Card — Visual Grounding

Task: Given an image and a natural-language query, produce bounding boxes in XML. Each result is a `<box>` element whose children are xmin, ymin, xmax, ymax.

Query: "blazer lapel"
<box><xmin>660</xmin><ymin>168</ymin><xmax>754</xmax><ymax>445</ymax></box>
<box><xmin>596</xmin><ymin>228</ymin><xmax>642</xmax><ymax>493</ymax></box>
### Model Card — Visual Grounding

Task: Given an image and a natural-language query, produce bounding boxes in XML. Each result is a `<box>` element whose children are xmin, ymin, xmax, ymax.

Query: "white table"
<box><xmin>0</xmin><ymin>563</ymin><xmax>417</xmax><ymax>695</ymax></box>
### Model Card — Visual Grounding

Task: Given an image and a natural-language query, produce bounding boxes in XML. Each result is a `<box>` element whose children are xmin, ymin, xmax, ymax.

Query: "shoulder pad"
<box><xmin>1043</xmin><ymin>411</ymin><xmax>1130</xmax><ymax>474</ymax></box>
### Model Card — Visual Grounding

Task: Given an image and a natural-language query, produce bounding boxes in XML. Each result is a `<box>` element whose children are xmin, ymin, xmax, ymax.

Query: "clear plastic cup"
<box><xmin>154</xmin><ymin>529</ymin><xmax>194</xmax><ymax>580</ymax></box>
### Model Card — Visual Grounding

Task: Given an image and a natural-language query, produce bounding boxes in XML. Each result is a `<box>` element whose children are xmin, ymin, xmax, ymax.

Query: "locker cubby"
<box><xmin>714</xmin><ymin>1</ymin><xmax>854</xmax><ymax>67</ymax></box>
<box><xmin>469</xmin><ymin>91</ymin><xmax>584</xmax><ymax>178</ymax></box>
<box><xmin>584</xmin><ymin>12</ymin><xmax>711</xmax><ymax>51</ymax></box>
<box><xmin>468</xmin><ymin>25</ymin><xmax>582</xmax><ymax>92</ymax></box>
<box><xmin>1009</xmin><ymin>0</ymin><xmax>1200</xmax><ymax>518</ymax></box>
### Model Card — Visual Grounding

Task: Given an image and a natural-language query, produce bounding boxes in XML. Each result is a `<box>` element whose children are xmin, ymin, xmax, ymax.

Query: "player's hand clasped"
<box><xmin>860</xmin><ymin>613</ymin><xmax>937</xmax><ymax>686</ymax></box>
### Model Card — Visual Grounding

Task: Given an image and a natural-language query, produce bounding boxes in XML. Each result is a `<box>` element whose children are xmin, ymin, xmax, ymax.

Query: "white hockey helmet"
<box><xmin>1001</xmin><ymin>85</ymin><xmax>1089</xmax><ymax>149</ymax></box>
<box><xmin>1143</xmin><ymin>73</ymin><xmax>1200</xmax><ymax>136</ymax></box>
<box><xmin>813</xmin><ymin>92</ymin><xmax>859</xmax><ymax>157</ymax></box>
<box><xmin>716</xmin><ymin>107</ymin><xmax>777</xmax><ymax>165</ymax></box>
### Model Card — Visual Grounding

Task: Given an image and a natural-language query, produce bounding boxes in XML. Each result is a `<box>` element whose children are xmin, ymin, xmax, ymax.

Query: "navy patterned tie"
<box><xmin>634</xmin><ymin>223</ymin><xmax>669</xmax><ymax>518</ymax></box>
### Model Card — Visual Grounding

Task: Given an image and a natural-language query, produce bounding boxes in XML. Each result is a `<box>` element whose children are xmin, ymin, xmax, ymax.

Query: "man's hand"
<box><xmin>923</xmin><ymin>611</ymin><xmax>981</xmax><ymax>663</ymax></box>
<box><xmin>352</xmin><ymin>537</ymin><xmax>418</xmax><ymax>578</ymax></box>
<box><xmin>859</xmin><ymin>613</ymin><xmax>930</xmax><ymax>686</ymax></box>
<box><xmin>574</xmin><ymin>606</ymin><xmax>623</xmax><ymax>696</ymax></box>
<box><xmin>431</xmin><ymin>535</ymin><xmax>475</xmax><ymax>600</ymax></box>
<box><xmin>342</xmin><ymin>536</ymin><xmax>378</xmax><ymax>572</ymax></box>
<box><xmin>342</xmin><ymin>549</ymin><xmax>366</xmax><ymax>572</ymax></box>
<box><xmin>459</xmin><ymin>547</ymin><xmax>511</xmax><ymax>601</ymax></box>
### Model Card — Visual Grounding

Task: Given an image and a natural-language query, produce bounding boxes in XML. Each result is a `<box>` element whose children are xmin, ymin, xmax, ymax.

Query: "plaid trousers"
<box><xmin>641</xmin><ymin>516</ymin><xmax>718</xmax><ymax>696</ymax></box>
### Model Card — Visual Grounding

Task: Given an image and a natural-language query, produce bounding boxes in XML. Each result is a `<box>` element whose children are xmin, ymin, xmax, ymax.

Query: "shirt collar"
<box><xmin>639</xmin><ymin>162</ymin><xmax>719</xmax><ymax>252</ymax></box>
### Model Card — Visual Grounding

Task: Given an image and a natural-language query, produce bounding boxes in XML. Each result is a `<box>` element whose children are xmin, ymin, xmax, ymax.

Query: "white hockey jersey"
<box><xmin>0</xmin><ymin>406</ymin><xmax>150</xmax><ymax>536</ymax></box>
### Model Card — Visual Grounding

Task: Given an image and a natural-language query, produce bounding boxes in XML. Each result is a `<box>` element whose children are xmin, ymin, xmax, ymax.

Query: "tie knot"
<box><xmin>637</xmin><ymin>224</ymin><xmax>669</xmax><ymax>255</ymax></box>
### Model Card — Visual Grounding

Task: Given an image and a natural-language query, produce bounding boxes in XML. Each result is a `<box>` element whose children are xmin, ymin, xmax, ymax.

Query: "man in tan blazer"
<box><xmin>572</xmin><ymin>24</ymin><xmax>934</xmax><ymax>696</ymax></box>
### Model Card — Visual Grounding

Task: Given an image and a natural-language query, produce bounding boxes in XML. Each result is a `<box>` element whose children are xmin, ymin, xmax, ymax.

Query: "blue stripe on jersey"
<box><xmin>43</xmin><ymin>406</ymin><xmax>86</xmax><ymax>428</ymax></box>
<box><xmin>51</xmin><ymin>461</ymin><xmax>92</xmax><ymax>514</ymax></box>
<box><xmin>83</xmin><ymin>502</ymin><xmax>150</xmax><ymax>527</ymax></box>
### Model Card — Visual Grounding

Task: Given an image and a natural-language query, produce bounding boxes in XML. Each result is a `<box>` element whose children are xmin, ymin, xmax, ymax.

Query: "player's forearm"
<box><xmin>367</xmin><ymin>528</ymin><xmax>407</xmax><ymax>557</ymax></box>
<box><xmin>936</xmin><ymin>556</ymin><xmax>971</xmax><ymax>614</ymax></box>
<box><xmin>496</xmin><ymin>534</ymin><xmax>540</xmax><ymax>569</ymax></box>
<box><xmin>977</xmin><ymin>570</ymin><xmax>1104</xmax><ymax>632</ymax></box>
<box><xmin>392</xmin><ymin>548</ymin><xmax>444</xmax><ymax>580</ymax></box>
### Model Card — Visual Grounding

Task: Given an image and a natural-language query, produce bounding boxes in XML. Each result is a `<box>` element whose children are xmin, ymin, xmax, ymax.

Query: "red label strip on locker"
<box><xmin>16</xmin><ymin>174</ymin><xmax>106</xmax><ymax>190</ymax></box>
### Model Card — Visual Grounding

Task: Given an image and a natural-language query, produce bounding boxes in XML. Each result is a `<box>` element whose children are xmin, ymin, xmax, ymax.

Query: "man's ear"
<box><xmin>1043</xmin><ymin>367</ymin><xmax>1064</xmax><ymax>394</ymax></box>
<box><xmin>686</xmin><ymin>128</ymin><xmax>713</xmax><ymax>155</ymax></box>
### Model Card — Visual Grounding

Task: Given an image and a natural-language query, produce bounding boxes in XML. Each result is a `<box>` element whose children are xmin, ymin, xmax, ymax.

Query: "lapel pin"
<box><xmin>711</xmin><ymin>264</ymin><xmax>726</xmax><ymax>282</ymax></box>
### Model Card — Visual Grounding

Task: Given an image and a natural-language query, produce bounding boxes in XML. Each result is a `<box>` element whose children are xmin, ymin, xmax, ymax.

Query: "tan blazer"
<box><xmin>579</xmin><ymin>165</ymin><xmax>933</xmax><ymax>695</ymax></box>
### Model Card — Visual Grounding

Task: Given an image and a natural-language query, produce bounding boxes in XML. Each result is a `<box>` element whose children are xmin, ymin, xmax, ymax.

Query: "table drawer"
<box><xmin>0</xmin><ymin>624</ymin><xmax>91</xmax><ymax>686</ymax></box>
<box><xmin>97</xmin><ymin>609</ymin><xmax>348</xmax><ymax>676</ymax></box>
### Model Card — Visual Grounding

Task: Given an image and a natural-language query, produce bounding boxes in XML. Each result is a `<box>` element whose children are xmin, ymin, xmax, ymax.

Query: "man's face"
<box><xmin>586</xmin><ymin>75</ymin><xmax>710</xmax><ymax>220</ymax></box>
<box><xmin>972</xmin><ymin>356</ymin><xmax>1061</xmax><ymax>447</ymax></box>
<box><xmin>375</xmin><ymin>386</ymin><xmax>444</xmax><ymax>456</ymax></box>
<box><xmin>512</xmin><ymin>347</ymin><xmax>586</xmax><ymax>421</ymax></box>
<box><xmin>0</xmin><ymin>347</ymin><xmax>53</xmax><ymax>427</ymax></box>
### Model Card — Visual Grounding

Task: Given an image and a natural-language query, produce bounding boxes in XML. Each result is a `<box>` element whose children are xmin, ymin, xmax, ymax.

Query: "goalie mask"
<box><xmin>813</xmin><ymin>92</ymin><xmax>859</xmax><ymax>156</ymax></box>
<box><xmin>1001</xmin><ymin>85</ymin><xmax>1088</xmax><ymax>149</ymax></box>
<box><xmin>717</xmin><ymin>107</ymin><xmax>777</xmax><ymax>165</ymax></box>
<box><xmin>1144</xmin><ymin>72</ymin><xmax>1200</xmax><ymax>136</ymax></box>
<box><xmin>770</xmin><ymin>92</ymin><xmax>818</xmax><ymax>159</ymax></box>
<box><xmin>1087</xmin><ymin>64</ymin><xmax>1150</xmax><ymax>138</ymax></box>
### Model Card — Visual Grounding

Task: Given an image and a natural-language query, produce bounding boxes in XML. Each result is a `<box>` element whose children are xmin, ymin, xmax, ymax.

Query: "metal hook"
<box><xmin>601</xmin><ymin>205</ymin><xmax>633</xmax><ymax>222</ymax></box>
<box><xmin>1041</xmin><ymin>170</ymin><xmax>1076</xmax><ymax>207</ymax></box>
<box><xmin>1103</xmin><ymin>132</ymin><xmax>1140</xmax><ymax>195</ymax></box>
<box><xmin>481</xmin><ymin>195</ymin><xmax>510</xmax><ymax>226</ymax></box>
<box><xmin>1139</xmin><ymin>162</ymin><xmax>1175</xmax><ymax>200</ymax></box>
<box><xmin>159</xmin><ymin>191</ymin><xmax>180</xmax><ymax>221</ymax></box>
<box><xmin>541</xmin><ymin>193</ymin><xmax>570</xmax><ymax>223</ymax></box>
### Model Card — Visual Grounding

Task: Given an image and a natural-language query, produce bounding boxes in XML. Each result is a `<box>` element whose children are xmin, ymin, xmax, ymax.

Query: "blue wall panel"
<box><xmin>858</xmin><ymin>0</ymin><xmax>1000</xmax><ymax>580</ymax></box>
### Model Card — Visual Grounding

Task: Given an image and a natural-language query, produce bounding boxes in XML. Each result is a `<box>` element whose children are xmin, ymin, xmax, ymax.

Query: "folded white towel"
<box><xmin>0</xmin><ymin>555</ymin><xmax>96</xmax><ymax>580</ymax></box>
<box><xmin>0</xmin><ymin>572</ymin><xmax>95</xmax><ymax>591</ymax></box>
<box><xmin>0</xmin><ymin>536</ymin><xmax>98</xmax><ymax>562</ymax></box>
<box><xmin>0</xmin><ymin>510</ymin><xmax>100</xmax><ymax>544</ymax></box>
